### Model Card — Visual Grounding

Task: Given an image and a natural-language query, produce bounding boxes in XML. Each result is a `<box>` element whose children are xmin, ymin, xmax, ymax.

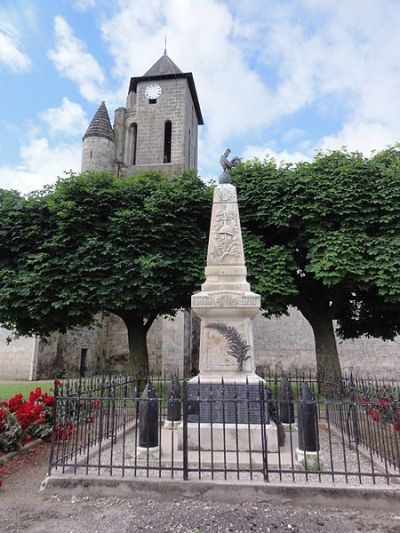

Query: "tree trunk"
<box><xmin>296</xmin><ymin>299</ymin><xmax>342</xmax><ymax>397</ymax></box>
<box><xmin>121</xmin><ymin>314</ymin><xmax>149</xmax><ymax>376</ymax></box>
<box><xmin>309</xmin><ymin>313</ymin><xmax>342</xmax><ymax>384</ymax></box>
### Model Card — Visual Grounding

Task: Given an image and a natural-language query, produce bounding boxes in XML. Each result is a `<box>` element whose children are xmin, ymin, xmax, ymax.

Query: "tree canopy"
<box><xmin>233</xmin><ymin>146</ymin><xmax>400</xmax><ymax>382</ymax></box>
<box><xmin>0</xmin><ymin>171</ymin><xmax>212</xmax><ymax>374</ymax></box>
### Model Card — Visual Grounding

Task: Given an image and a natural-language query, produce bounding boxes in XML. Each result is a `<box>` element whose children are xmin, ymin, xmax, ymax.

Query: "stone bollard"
<box><xmin>164</xmin><ymin>375</ymin><xmax>181</xmax><ymax>429</ymax></box>
<box><xmin>296</xmin><ymin>382</ymin><xmax>322</xmax><ymax>470</ymax></box>
<box><xmin>279</xmin><ymin>377</ymin><xmax>296</xmax><ymax>431</ymax></box>
<box><xmin>137</xmin><ymin>380</ymin><xmax>159</xmax><ymax>458</ymax></box>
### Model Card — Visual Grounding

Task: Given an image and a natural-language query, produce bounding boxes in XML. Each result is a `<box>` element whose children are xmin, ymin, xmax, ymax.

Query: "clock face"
<box><xmin>145</xmin><ymin>84</ymin><xmax>162</xmax><ymax>100</ymax></box>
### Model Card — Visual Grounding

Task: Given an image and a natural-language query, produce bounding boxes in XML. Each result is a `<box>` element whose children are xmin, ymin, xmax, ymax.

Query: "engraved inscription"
<box><xmin>192</xmin><ymin>293</ymin><xmax>260</xmax><ymax>307</ymax></box>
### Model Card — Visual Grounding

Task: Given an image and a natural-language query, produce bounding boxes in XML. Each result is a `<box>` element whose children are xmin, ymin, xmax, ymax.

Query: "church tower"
<box><xmin>81</xmin><ymin>52</ymin><xmax>203</xmax><ymax>176</ymax></box>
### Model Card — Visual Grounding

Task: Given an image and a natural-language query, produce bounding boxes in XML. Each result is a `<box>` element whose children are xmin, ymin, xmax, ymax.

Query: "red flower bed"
<box><xmin>0</xmin><ymin>385</ymin><xmax>57</xmax><ymax>454</ymax></box>
<box><xmin>357</xmin><ymin>387</ymin><xmax>400</xmax><ymax>467</ymax></box>
<box><xmin>358</xmin><ymin>390</ymin><xmax>400</xmax><ymax>429</ymax></box>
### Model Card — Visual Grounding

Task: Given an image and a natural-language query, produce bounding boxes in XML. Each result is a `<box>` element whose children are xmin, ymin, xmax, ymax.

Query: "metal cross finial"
<box><xmin>164</xmin><ymin>35</ymin><xmax>167</xmax><ymax>55</ymax></box>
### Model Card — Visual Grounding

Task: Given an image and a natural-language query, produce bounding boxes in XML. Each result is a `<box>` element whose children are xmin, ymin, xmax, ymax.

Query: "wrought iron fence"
<box><xmin>48</xmin><ymin>373</ymin><xmax>400</xmax><ymax>485</ymax></box>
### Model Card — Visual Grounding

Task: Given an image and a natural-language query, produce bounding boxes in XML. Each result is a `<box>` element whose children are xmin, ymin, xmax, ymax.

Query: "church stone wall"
<box><xmin>35</xmin><ymin>321</ymin><xmax>106</xmax><ymax>379</ymax></box>
<box><xmin>184</xmin><ymin>85</ymin><xmax>198</xmax><ymax>170</ymax></box>
<box><xmin>0</xmin><ymin>329</ymin><xmax>35</xmax><ymax>380</ymax></box>
<box><xmin>134</xmin><ymin>78</ymin><xmax>188</xmax><ymax>168</ymax></box>
<box><xmin>114</xmin><ymin>107</ymin><xmax>127</xmax><ymax>164</ymax></box>
<box><xmin>253</xmin><ymin>308</ymin><xmax>400</xmax><ymax>378</ymax></box>
<box><xmin>81</xmin><ymin>136</ymin><xmax>115</xmax><ymax>172</ymax></box>
<box><xmin>161</xmin><ymin>312</ymin><xmax>186</xmax><ymax>376</ymax></box>
<box><xmin>126</xmin><ymin>163</ymin><xmax>184</xmax><ymax>177</ymax></box>
<box><xmin>91</xmin><ymin>314</ymin><xmax>163</xmax><ymax>375</ymax></box>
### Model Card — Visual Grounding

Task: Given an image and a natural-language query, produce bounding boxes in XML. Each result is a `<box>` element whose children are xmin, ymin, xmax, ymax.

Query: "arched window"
<box><xmin>129</xmin><ymin>123</ymin><xmax>138</xmax><ymax>165</ymax></box>
<box><xmin>164</xmin><ymin>121</ymin><xmax>172</xmax><ymax>163</ymax></box>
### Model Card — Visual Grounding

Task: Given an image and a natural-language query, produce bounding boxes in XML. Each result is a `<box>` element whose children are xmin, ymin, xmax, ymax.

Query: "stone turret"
<box><xmin>81</xmin><ymin>101</ymin><xmax>115</xmax><ymax>172</ymax></box>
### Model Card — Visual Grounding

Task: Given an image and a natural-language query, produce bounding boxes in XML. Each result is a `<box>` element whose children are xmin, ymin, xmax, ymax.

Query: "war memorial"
<box><xmin>43</xmin><ymin>149</ymin><xmax>400</xmax><ymax>498</ymax></box>
<box><xmin>0</xmin><ymin>50</ymin><xmax>397</xmax><ymax>501</ymax></box>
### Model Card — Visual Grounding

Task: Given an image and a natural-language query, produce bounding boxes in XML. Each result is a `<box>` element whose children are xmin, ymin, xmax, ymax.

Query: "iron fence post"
<box><xmin>182</xmin><ymin>379</ymin><xmax>189</xmax><ymax>480</ymax></box>
<box><xmin>47</xmin><ymin>380</ymin><xmax>59</xmax><ymax>477</ymax></box>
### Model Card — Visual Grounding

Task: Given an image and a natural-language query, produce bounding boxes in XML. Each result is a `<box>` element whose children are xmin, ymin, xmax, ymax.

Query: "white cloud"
<box><xmin>319</xmin><ymin>121</ymin><xmax>398</xmax><ymax>155</ymax></box>
<box><xmin>236</xmin><ymin>0</ymin><xmax>400</xmax><ymax>156</ymax></box>
<box><xmin>0</xmin><ymin>18</ymin><xmax>31</xmax><ymax>72</ymax></box>
<box><xmin>0</xmin><ymin>138</ymin><xmax>81</xmax><ymax>194</ymax></box>
<box><xmin>74</xmin><ymin>0</ymin><xmax>96</xmax><ymax>11</ymax></box>
<box><xmin>40</xmin><ymin>97</ymin><xmax>88</xmax><ymax>137</ymax></box>
<box><xmin>242</xmin><ymin>144</ymin><xmax>311</xmax><ymax>165</ymax></box>
<box><xmin>48</xmin><ymin>16</ymin><xmax>105</xmax><ymax>102</ymax></box>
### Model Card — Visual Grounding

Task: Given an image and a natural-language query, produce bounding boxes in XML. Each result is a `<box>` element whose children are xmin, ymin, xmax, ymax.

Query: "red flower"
<box><xmin>8</xmin><ymin>393</ymin><xmax>23</xmax><ymax>413</ymax></box>
<box><xmin>379</xmin><ymin>398</ymin><xmax>389</xmax><ymax>409</ymax></box>
<box><xmin>43</xmin><ymin>396</ymin><xmax>54</xmax><ymax>407</ymax></box>
<box><xmin>372</xmin><ymin>412</ymin><xmax>380</xmax><ymax>422</ymax></box>
<box><xmin>91</xmin><ymin>399</ymin><xmax>101</xmax><ymax>409</ymax></box>
<box><xmin>54</xmin><ymin>379</ymin><xmax>62</xmax><ymax>387</ymax></box>
<box><xmin>55</xmin><ymin>421</ymin><xmax>73</xmax><ymax>440</ymax></box>
<box><xmin>0</xmin><ymin>409</ymin><xmax>7</xmax><ymax>432</ymax></box>
<box><xmin>394</xmin><ymin>422</ymin><xmax>400</xmax><ymax>431</ymax></box>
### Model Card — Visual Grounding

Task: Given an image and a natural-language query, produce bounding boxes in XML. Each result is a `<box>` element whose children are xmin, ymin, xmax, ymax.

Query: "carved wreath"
<box><xmin>206</xmin><ymin>322</ymin><xmax>250</xmax><ymax>371</ymax></box>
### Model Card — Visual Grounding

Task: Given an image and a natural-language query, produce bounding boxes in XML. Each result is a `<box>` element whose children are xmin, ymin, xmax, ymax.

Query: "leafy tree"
<box><xmin>0</xmin><ymin>172</ymin><xmax>211</xmax><ymax>375</ymax></box>
<box><xmin>233</xmin><ymin>147</ymin><xmax>400</xmax><ymax>385</ymax></box>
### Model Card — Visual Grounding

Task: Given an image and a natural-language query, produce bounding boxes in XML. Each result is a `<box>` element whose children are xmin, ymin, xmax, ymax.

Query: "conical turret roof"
<box><xmin>143</xmin><ymin>52</ymin><xmax>182</xmax><ymax>77</ymax></box>
<box><xmin>83</xmin><ymin>101</ymin><xmax>115</xmax><ymax>142</ymax></box>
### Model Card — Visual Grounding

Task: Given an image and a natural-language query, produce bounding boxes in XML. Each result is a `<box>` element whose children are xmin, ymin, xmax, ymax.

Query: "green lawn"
<box><xmin>0</xmin><ymin>381</ymin><xmax>54</xmax><ymax>401</ymax></box>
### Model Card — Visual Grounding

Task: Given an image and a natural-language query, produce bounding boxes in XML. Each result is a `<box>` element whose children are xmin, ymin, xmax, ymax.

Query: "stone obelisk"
<box><xmin>191</xmin><ymin>181</ymin><xmax>260</xmax><ymax>379</ymax></box>
<box><xmin>181</xmin><ymin>150</ymin><xmax>277</xmax><ymax>452</ymax></box>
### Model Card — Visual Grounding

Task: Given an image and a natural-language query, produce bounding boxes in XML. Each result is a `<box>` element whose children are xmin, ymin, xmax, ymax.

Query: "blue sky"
<box><xmin>1</xmin><ymin>0</ymin><xmax>400</xmax><ymax>193</ymax></box>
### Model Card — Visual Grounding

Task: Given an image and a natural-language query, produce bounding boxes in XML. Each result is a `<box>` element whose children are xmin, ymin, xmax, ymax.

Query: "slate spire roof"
<box><xmin>143</xmin><ymin>51</ymin><xmax>182</xmax><ymax>77</ymax></box>
<box><xmin>83</xmin><ymin>101</ymin><xmax>115</xmax><ymax>142</ymax></box>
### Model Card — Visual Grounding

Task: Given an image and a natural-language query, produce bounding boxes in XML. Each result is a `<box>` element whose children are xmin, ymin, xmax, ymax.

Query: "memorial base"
<box><xmin>282</xmin><ymin>422</ymin><xmax>297</xmax><ymax>432</ymax></box>
<box><xmin>163</xmin><ymin>420</ymin><xmax>181</xmax><ymax>430</ymax></box>
<box><xmin>136</xmin><ymin>446</ymin><xmax>159</xmax><ymax>459</ymax></box>
<box><xmin>178</xmin><ymin>422</ymin><xmax>278</xmax><ymax>452</ymax></box>
<box><xmin>295</xmin><ymin>448</ymin><xmax>323</xmax><ymax>470</ymax></box>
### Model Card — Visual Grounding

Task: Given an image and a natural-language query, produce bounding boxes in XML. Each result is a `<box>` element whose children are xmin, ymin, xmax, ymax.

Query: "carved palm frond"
<box><xmin>206</xmin><ymin>322</ymin><xmax>250</xmax><ymax>371</ymax></box>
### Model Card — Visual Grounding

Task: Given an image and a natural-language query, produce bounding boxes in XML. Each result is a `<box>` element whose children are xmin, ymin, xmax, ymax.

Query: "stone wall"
<box><xmin>253</xmin><ymin>307</ymin><xmax>400</xmax><ymax>378</ymax></box>
<box><xmin>35</xmin><ymin>320</ymin><xmax>106</xmax><ymax>379</ymax></box>
<box><xmin>184</xmin><ymin>84</ymin><xmax>198</xmax><ymax>170</ymax></box>
<box><xmin>81</xmin><ymin>136</ymin><xmax>115</xmax><ymax>172</ymax></box>
<box><xmin>0</xmin><ymin>329</ymin><xmax>36</xmax><ymax>380</ymax></box>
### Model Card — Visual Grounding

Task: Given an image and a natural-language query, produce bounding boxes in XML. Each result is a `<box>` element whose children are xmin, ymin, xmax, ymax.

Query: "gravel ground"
<box><xmin>59</xmin><ymin>423</ymin><xmax>398</xmax><ymax>486</ymax></box>
<box><xmin>1</xmin><ymin>444</ymin><xmax>400</xmax><ymax>532</ymax></box>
